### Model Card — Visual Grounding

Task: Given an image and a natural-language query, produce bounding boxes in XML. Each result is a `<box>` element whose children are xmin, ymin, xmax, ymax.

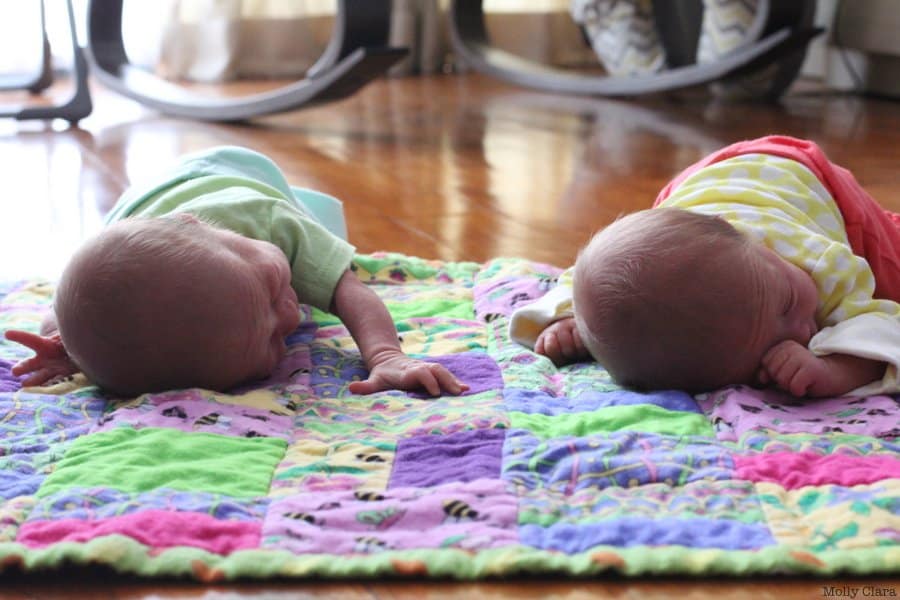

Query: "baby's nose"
<box><xmin>280</xmin><ymin>295</ymin><xmax>301</xmax><ymax>334</ymax></box>
<box><xmin>796</xmin><ymin>318</ymin><xmax>818</xmax><ymax>345</ymax></box>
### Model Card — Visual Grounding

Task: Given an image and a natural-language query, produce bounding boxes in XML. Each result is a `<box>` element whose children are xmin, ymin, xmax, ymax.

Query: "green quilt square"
<box><xmin>36</xmin><ymin>427</ymin><xmax>286</xmax><ymax>498</ymax></box>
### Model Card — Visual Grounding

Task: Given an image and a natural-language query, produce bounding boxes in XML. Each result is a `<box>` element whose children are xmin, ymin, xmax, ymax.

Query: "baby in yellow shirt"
<box><xmin>512</xmin><ymin>137</ymin><xmax>900</xmax><ymax>398</ymax></box>
<box><xmin>568</xmin><ymin>207</ymin><xmax>884</xmax><ymax>397</ymax></box>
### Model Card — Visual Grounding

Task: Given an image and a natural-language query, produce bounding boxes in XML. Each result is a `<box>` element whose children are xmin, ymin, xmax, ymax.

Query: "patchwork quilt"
<box><xmin>0</xmin><ymin>253</ymin><xmax>897</xmax><ymax>581</ymax></box>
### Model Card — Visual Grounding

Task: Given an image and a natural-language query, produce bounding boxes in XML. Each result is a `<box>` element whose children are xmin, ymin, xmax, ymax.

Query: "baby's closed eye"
<box><xmin>783</xmin><ymin>288</ymin><xmax>795</xmax><ymax>315</ymax></box>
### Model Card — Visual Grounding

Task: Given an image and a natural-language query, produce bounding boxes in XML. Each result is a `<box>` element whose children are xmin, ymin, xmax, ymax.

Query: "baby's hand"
<box><xmin>535</xmin><ymin>317</ymin><xmax>590</xmax><ymax>366</ymax></box>
<box><xmin>758</xmin><ymin>340</ymin><xmax>885</xmax><ymax>398</ymax></box>
<box><xmin>758</xmin><ymin>340</ymin><xmax>827</xmax><ymax>397</ymax></box>
<box><xmin>4</xmin><ymin>330</ymin><xmax>79</xmax><ymax>387</ymax></box>
<box><xmin>348</xmin><ymin>350</ymin><xmax>469</xmax><ymax>397</ymax></box>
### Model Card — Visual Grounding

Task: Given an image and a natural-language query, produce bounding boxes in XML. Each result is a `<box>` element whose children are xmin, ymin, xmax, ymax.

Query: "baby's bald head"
<box><xmin>573</xmin><ymin>208</ymin><xmax>760</xmax><ymax>392</ymax></box>
<box><xmin>54</xmin><ymin>216</ymin><xmax>250</xmax><ymax>395</ymax></box>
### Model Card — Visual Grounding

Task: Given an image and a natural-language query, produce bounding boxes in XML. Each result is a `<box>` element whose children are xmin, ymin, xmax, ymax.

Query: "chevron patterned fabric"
<box><xmin>697</xmin><ymin>0</ymin><xmax>761</xmax><ymax>63</ymax></box>
<box><xmin>571</xmin><ymin>0</ymin><xmax>665</xmax><ymax>76</ymax></box>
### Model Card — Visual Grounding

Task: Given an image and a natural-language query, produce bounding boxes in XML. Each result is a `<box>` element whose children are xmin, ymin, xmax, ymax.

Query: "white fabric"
<box><xmin>508</xmin><ymin>277</ymin><xmax>574</xmax><ymax>348</ymax></box>
<box><xmin>809</xmin><ymin>313</ymin><xmax>900</xmax><ymax>396</ymax></box>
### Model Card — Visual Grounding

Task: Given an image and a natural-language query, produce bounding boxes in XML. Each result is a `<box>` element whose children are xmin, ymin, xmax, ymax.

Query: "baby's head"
<box><xmin>55</xmin><ymin>215</ymin><xmax>300</xmax><ymax>396</ymax></box>
<box><xmin>573</xmin><ymin>208</ymin><xmax>818</xmax><ymax>392</ymax></box>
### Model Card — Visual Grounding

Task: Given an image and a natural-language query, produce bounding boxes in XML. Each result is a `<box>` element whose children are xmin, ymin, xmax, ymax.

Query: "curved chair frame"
<box><xmin>449</xmin><ymin>0</ymin><xmax>821</xmax><ymax>97</ymax></box>
<box><xmin>0</xmin><ymin>0</ymin><xmax>92</xmax><ymax>124</ymax></box>
<box><xmin>86</xmin><ymin>0</ymin><xmax>407</xmax><ymax>122</ymax></box>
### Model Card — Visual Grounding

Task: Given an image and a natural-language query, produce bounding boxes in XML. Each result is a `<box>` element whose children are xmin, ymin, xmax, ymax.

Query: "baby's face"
<box><xmin>195</xmin><ymin>223</ymin><xmax>302</xmax><ymax>387</ymax></box>
<box><xmin>728</xmin><ymin>243</ymin><xmax>819</xmax><ymax>383</ymax></box>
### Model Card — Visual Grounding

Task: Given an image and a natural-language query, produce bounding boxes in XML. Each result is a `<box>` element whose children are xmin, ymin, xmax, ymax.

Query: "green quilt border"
<box><xmin>1</xmin><ymin>538</ymin><xmax>897</xmax><ymax>581</ymax></box>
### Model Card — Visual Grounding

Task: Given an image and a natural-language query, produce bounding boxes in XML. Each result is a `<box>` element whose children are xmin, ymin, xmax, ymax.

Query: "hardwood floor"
<box><xmin>2</xmin><ymin>73</ymin><xmax>899</xmax><ymax>597</ymax></box>
<box><xmin>4</xmin><ymin>73</ymin><xmax>900</xmax><ymax>282</ymax></box>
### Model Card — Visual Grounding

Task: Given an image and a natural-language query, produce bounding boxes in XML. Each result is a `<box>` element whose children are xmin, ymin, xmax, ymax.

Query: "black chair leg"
<box><xmin>86</xmin><ymin>0</ymin><xmax>407</xmax><ymax>122</ymax></box>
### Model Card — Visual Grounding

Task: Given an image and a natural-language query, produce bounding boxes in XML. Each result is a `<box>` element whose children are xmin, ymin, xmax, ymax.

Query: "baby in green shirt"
<box><xmin>5</xmin><ymin>147</ymin><xmax>467</xmax><ymax>398</ymax></box>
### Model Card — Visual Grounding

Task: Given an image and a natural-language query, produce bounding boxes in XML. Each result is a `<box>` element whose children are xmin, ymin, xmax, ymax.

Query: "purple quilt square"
<box><xmin>1</xmin><ymin>358</ymin><xmax>22</xmax><ymax>393</ymax></box>
<box><xmin>389</xmin><ymin>428</ymin><xmax>506</xmax><ymax>488</ymax></box>
<box><xmin>407</xmin><ymin>352</ymin><xmax>502</xmax><ymax>399</ymax></box>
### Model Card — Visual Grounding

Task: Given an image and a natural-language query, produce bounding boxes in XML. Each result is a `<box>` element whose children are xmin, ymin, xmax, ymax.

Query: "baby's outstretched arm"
<box><xmin>534</xmin><ymin>317</ymin><xmax>591</xmax><ymax>366</ymax></box>
<box><xmin>758</xmin><ymin>340</ymin><xmax>886</xmax><ymax>398</ymax></box>
<box><xmin>5</xmin><ymin>327</ymin><xmax>79</xmax><ymax>386</ymax></box>
<box><xmin>329</xmin><ymin>270</ymin><xmax>468</xmax><ymax>397</ymax></box>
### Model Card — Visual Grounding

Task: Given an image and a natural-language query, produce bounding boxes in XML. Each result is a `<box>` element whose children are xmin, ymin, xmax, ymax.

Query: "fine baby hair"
<box><xmin>572</xmin><ymin>207</ymin><xmax>760</xmax><ymax>392</ymax></box>
<box><xmin>54</xmin><ymin>215</ymin><xmax>245</xmax><ymax>395</ymax></box>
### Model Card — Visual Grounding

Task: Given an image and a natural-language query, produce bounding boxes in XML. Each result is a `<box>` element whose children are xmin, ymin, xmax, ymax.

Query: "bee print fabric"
<box><xmin>0</xmin><ymin>254</ymin><xmax>897</xmax><ymax>580</ymax></box>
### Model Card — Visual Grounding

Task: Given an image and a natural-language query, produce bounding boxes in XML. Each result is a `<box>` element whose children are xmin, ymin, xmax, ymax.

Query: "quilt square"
<box><xmin>0</xmin><ymin>389</ymin><xmax>106</xmax><ymax>500</ymax></box>
<box><xmin>698</xmin><ymin>385</ymin><xmax>900</xmax><ymax>441</ymax></box>
<box><xmin>734</xmin><ymin>451</ymin><xmax>900</xmax><ymax>489</ymax></box>
<box><xmin>27</xmin><ymin>487</ymin><xmax>269</xmax><ymax>523</ymax></box>
<box><xmin>406</xmin><ymin>352</ymin><xmax>503</xmax><ymax>399</ymax></box>
<box><xmin>17</xmin><ymin>509</ymin><xmax>260</xmax><ymax>554</ymax></box>
<box><xmin>736</xmin><ymin>431</ymin><xmax>900</xmax><ymax>456</ymax></box>
<box><xmin>507</xmin><ymin>400</ymin><xmax>714</xmax><ymax>438</ymax></box>
<box><xmin>292</xmin><ymin>391</ymin><xmax>508</xmax><ymax>443</ymax></box>
<box><xmin>518</xmin><ymin>515</ymin><xmax>775</xmax><ymax>553</ymax></box>
<box><xmin>521</xmin><ymin>479</ymin><xmax>765</xmax><ymax>523</ymax></box>
<box><xmin>95</xmin><ymin>390</ymin><xmax>294</xmax><ymax>440</ymax></box>
<box><xmin>35</xmin><ymin>427</ymin><xmax>286</xmax><ymax>499</ymax></box>
<box><xmin>1</xmin><ymin>358</ymin><xmax>19</xmax><ymax>393</ymax></box>
<box><xmin>0</xmin><ymin>496</ymin><xmax>35</xmax><ymax>542</ymax></box>
<box><xmin>17</xmin><ymin>488</ymin><xmax>270</xmax><ymax>553</ymax></box>
<box><xmin>389</xmin><ymin>429</ymin><xmax>506</xmax><ymax>488</ymax></box>
<box><xmin>755</xmin><ymin>480</ymin><xmax>900</xmax><ymax>550</ymax></box>
<box><xmin>271</xmin><ymin>439</ymin><xmax>396</xmax><ymax>495</ymax></box>
<box><xmin>504</xmin><ymin>387</ymin><xmax>701</xmax><ymax>414</ymax></box>
<box><xmin>262</xmin><ymin>478</ymin><xmax>517</xmax><ymax>555</ymax></box>
<box><xmin>503</xmin><ymin>430</ymin><xmax>734</xmax><ymax>494</ymax></box>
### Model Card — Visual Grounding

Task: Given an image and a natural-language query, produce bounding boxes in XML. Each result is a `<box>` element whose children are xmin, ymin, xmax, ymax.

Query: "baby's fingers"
<box><xmin>539</xmin><ymin>332</ymin><xmax>571</xmax><ymax>366</ymax></box>
<box><xmin>763</xmin><ymin>354</ymin><xmax>808</xmax><ymax>396</ymax></box>
<box><xmin>348</xmin><ymin>378</ymin><xmax>382</xmax><ymax>395</ymax></box>
<box><xmin>5</xmin><ymin>330</ymin><xmax>58</xmax><ymax>355</ymax></box>
<box><xmin>430</xmin><ymin>364</ymin><xmax>468</xmax><ymax>396</ymax></box>
<box><xmin>536</xmin><ymin>330</ymin><xmax>557</xmax><ymax>357</ymax></box>
<box><xmin>534</xmin><ymin>333</ymin><xmax>547</xmax><ymax>356</ymax></box>
<box><xmin>406</xmin><ymin>365</ymin><xmax>441</xmax><ymax>397</ymax></box>
<box><xmin>553</xmin><ymin>326</ymin><xmax>577</xmax><ymax>359</ymax></box>
<box><xmin>761</xmin><ymin>344</ymin><xmax>796</xmax><ymax>380</ymax></box>
<box><xmin>19</xmin><ymin>368</ymin><xmax>54</xmax><ymax>387</ymax></box>
<box><xmin>10</xmin><ymin>356</ymin><xmax>41</xmax><ymax>377</ymax></box>
<box><xmin>4</xmin><ymin>329</ymin><xmax>36</xmax><ymax>345</ymax></box>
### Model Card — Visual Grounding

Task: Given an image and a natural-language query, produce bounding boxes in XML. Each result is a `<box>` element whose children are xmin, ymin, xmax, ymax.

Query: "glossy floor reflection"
<box><xmin>4</xmin><ymin>74</ymin><xmax>899</xmax><ymax>282</ymax></box>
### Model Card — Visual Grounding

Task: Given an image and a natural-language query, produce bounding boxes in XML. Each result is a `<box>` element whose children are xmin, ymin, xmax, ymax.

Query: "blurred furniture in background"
<box><xmin>6</xmin><ymin>0</ymin><xmax>896</xmax><ymax>126</ymax></box>
<box><xmin>0</xmin><ymin>0</ymin><xmax>92</xmax><ymax>124</ymax></box>
<box><xmin>829</xmin><ymin>0</ymin><xmax>900</xmax><ymax>98</ymax></box>
<box><xmin>448</xmin><ymin>0</ymin><xmax>821</xmax><ymax>100</ymax></box>
<box><xmin>87</xmin><ymin>0</ymin><xmax>407</xmax><ymax>121</ymax></box>
<box><xmin>0</xmin><ymin>1</ymin><xmax>53</xmax><ymax>94</ymax></box>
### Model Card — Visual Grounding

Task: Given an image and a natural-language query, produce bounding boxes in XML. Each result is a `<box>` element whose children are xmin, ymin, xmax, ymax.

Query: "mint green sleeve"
<box><xmin>183</xmin><ymin>194</ymin><xmax>356</xmax><ymax>312</ymax></box>
<box><xmin>269</xmin><ymin>202</ymin><xmax>356</xmax><ymax>311</ymax></box>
